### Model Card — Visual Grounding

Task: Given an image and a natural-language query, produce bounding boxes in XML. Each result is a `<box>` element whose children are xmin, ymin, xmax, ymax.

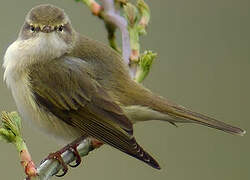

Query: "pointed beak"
<box><xmin>41</xmin><ymin>25</ymin><xmax>53</xmax><ymax>33</ymax></box>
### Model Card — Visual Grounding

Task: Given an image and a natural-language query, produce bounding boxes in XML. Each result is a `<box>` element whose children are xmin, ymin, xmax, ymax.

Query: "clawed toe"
<box><xmin>68</xmin><ymin>144</ymin><xmax>82</xmax><ymax>168</ymax></box>
<box><xmin>55</xmin><ymin>166</ymin><xmax>68</xmax><ymax>177</ymax></box>
<box><xmin>40</xmin><ymin>136</ymin><xmax>87</xmax><ymax>177</ymax></box>
<box><xmin>44</xmin><ymin>151</ymin><xmax>69</xmax><ymax>177</ymax></box>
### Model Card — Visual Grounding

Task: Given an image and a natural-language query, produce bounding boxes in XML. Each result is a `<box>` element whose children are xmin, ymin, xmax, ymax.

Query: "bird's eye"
<box><xmin>58</xmin><ymin>25</ymin><xmax>64</xmax><ymax>32</ymax></box>
<box><xmin>30</xmin><ymin>25</ymin><xmax>35</xmax><ymax>32</ymax></box>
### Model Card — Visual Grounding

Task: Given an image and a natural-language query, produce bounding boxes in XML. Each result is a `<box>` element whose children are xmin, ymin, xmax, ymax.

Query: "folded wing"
<box><xmin>29</xmin><ymin>56</ymin><xmax>160</xmax><ymax>169</ymax></box>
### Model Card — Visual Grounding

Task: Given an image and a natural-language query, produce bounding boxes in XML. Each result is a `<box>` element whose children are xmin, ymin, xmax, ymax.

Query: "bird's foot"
<box><xmin>41</xmin><ymin>139</ymin><xmax>83</xmax><ymax>177</ymax></box>
<box><xmin>40</xmin><ymin>136</ymin><xmax>102</xmax><ymax>177</ymax></box>
<box><xmin>67</xmin><ymin>142</ymin><xmax>82</xmax><ymax>168</ymax></box>
<box><xmin>45</xmin><ymin>151</ymin><xmax>69</xmax><ymax>177</ymax></box>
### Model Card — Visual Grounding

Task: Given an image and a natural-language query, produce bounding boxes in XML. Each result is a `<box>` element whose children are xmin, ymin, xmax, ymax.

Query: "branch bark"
<box><xmin>100</xmin><ymin>0</ymin><xmax>131</xmax><ymax>65</ymax></box>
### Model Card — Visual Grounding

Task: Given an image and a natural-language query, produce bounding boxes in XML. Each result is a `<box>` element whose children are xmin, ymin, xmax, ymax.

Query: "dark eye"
<box><xmin>58</xmin><ymin>25</ymin><xmax>64</xmax><ymax>32</ymax></box>
<box><xmin>30</xmin><ymin>25</ymin><xmax>35</xmax><ymax>32</ymax></box>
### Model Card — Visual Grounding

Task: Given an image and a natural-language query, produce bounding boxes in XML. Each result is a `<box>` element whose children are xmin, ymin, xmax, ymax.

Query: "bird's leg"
<box><xmin>41</xmin><ymin>136</ymin><xmax>104</xmax><ymax>177</ymax></box>
<box><xmin>45</xmin><ymin>151</ymin><xmax>68</xmax><ymax>177</ymax></box>
<box><xmin>67</xmin><ymin>137</ymin><xmax>103</xmax><ymax>168</ymax></box>
<box><xmin>91</xmin><ymin>138</ymin><xmax>104</xmax><ymax>148</ymax></box>
<box><xmin>42</xmin><ymin>135</ymin><xmax>90</xmax><ymax>177</ymax></box>
<box><xmin>67</xmin><ymin>141</ymin><xmax>82</xmax><ymax>168</ymax></box>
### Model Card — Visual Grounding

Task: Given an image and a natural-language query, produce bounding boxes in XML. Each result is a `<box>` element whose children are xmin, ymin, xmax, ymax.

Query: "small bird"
<box><xmin>3</xmin><ymin>4</ymin><xmax>245</xmax><ymax>171</ymax></box>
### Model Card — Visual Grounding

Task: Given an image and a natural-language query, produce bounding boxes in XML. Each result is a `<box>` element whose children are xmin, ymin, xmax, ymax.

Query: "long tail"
<box><xmin>163</xmin><ymin>103</ymin><xmax>246</xmax><ymax>136</ymax></box>
<box><xmin>127</xmin><ymin>84</ymin><xmax>246</xmax><ymax>136</ymax></box>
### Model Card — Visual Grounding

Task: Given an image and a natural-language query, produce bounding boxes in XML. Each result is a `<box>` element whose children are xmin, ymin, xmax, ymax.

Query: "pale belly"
<box><xmin>3</xmin><ymin>35</ymin><xmax>82</xmax><ymax>144</ymax></box>
<box><xmin>10</xmin><ymin>75</ymin><xmax>81</xmax><ymax>145</ymax></box>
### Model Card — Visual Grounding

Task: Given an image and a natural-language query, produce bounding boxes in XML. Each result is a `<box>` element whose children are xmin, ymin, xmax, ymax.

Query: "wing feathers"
<box><xmin>29</xmin><ymin>57</ymin><xmax>160</xmax><ymax>169</ymax></box>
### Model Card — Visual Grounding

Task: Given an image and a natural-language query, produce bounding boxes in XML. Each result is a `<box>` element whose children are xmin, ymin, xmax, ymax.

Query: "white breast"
<box><xmin>3</xmin><ymin>37</ymin><xmax>80</xmax><ymax>144</ymax></box>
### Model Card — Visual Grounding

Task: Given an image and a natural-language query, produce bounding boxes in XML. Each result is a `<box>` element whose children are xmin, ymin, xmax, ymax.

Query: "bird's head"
<box><xmin>18</xmin><ymin>4</ymin><xmax>76</xmax><ymax>58</ymax></box>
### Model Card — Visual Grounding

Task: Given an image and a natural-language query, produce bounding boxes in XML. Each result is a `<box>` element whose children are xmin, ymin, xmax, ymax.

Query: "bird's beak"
<box><xmin>41</xmin><ymin>25</ymin><xmax>53</xmax><ymax>33</ymax></box>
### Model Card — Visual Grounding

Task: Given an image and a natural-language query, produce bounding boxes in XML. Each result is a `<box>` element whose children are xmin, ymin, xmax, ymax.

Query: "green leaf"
<box><xmin>135</xmin><ymin>51</ymin><xmax>157</xmax><ymax>83</ymax></box>
<box><xmin>0</xmin><ymin>111</ymin><xmax>26</xmax><ymax>152</ymax></box>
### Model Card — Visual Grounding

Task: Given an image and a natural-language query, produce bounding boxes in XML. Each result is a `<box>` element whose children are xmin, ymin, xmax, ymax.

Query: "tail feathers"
<box><xmin>168</xmin><ymin>105</ymin><xmax>246</xmax><ymax>136</ymax></box>
<box><xmin>128</xmin><ymin>139</ymin><xmax>161</xmax><ymax>170</ymax></box>
<box><xmin>126</xmin><ymin>84</ymin><xmax>245</xmax><ymax>136</ymax></box>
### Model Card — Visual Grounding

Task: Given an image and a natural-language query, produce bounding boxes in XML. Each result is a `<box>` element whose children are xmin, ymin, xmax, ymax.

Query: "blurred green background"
<box><xmin>0</xmin><ymin>0</ymin><xmax>249</xmax><ymax>179</ymax></box>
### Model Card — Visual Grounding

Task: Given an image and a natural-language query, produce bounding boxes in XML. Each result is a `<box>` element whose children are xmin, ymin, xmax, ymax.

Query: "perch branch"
<box><xmin>0</xmin><ymin>112</ymin><xmax>37</xmax><ymax>178</ymax></box>
<box><xmin>100</xmin><ymin>0</ymin><xmax>131</xmax><ymax>65</ymax></box>
<box><xmin>0</xmin><ymin>111</ymin><xmax>96</xmax><ymax>180</ymax></box>
<box><xmin>78</xmin><ymin>0</ymin><xmax>157</xmax><ymax>80</ymax></box>
<box><xmin>29</xmin><ymin>138</ymin><xmax>93</xmax><ymax>180</ymax></box>
<box><xmin>80</xmin><ymin>0</ymin><xmax>131</xmax><ymax>64</ymax></box>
